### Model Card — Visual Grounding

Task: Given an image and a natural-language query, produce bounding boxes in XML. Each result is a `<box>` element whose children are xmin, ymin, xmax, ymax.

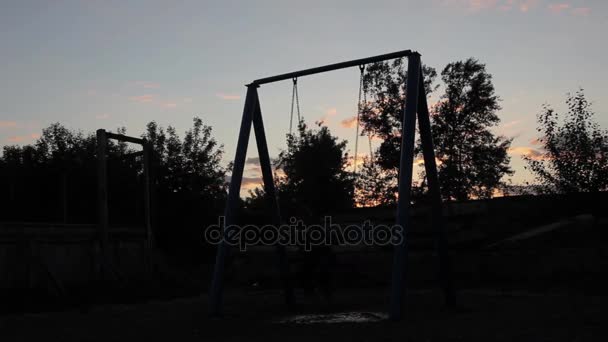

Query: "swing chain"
<box><xmin>289</xmin><ymin>77</ymin><xmax>302</xmax><ymax>135</ymax></box>
<box><xmin>353</xmin><ymin>65</ymin><xmax>366</xmax><ymax>174</ymax></box>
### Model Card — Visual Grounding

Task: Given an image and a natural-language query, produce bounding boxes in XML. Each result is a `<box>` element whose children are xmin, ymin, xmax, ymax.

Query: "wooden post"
<box><xmin>209</xmin><ymin>85</ymin><xmax>257</xmax><ymax>316</ymax></box>
<box><xmin>416</xmin><ymin>71</ymin><xmax>456</xmax><ymax>307</ymax></box>
<box><xmin>389</xmin><ymin>53</ymin><xmax>421</xmax><ymax>321</ymax></box>
<box><xmin>252</xmin><ymin>88</ymin><xmax>296</xmax><ymax>310</ymax></box>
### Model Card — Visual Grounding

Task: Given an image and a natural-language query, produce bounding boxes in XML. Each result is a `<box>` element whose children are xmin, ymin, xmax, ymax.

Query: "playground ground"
<box><xmin>1</xmin><ymin>287</ymin><xmax>606</xmax><ymax>342</ymax></box>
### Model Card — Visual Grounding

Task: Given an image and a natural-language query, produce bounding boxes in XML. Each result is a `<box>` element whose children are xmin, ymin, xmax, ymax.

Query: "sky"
<box><xmin>1</xmin><ymin>0</ymin><xmax>607</xmax><ymax>195</ymax></box>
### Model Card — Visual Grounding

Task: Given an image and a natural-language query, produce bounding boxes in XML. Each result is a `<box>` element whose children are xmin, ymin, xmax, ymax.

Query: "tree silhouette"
<box><xmin>354</xmin><ymin>157</ymin><xmax>397</xmax><ymax>207</ymax></box>
<box><xmin>274</xmin><ymin>121</ymin><xmax>354</xmax><ymax>220</ymax></box>
<box><xmin>525</xmin><ymin>89</ymin><xmax>608</xmax><ymax>193</ymax></box>
<box><xmin>142</xmin><ymin>117</ymin><xmax>227</xmax><ymax>259</ymax></box>
<box><xmin>359</xmin><ymin>58</ymin><xmax>438</xmax><ymax>172</ymax></box>
<box><xmin>0</xmin><ymin>118</ymin><xmax>226</xmax><ymax>261</ymax></box>
<box><xmin>432</xmin><ymin>58</ymin><xmax>513</xmax><ymax>200</ymax></box>
<box><xmin>359</xmin><ymin>57</ymin><xmax>512</xmax><ymax>202</ymax></box>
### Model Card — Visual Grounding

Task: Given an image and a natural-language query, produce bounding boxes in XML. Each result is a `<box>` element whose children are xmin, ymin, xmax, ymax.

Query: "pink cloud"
<box><xmin>508</xmin><ymin>146</ymin><xmax>546</xmax><ymax>161</ymax></box>
<box><xmin>95</xmin><ymin>113</ymin><xmax>110</xmax><ymax>120</ymax></box>
<box><xmin>467</xmin><ymin>0</ymin><xmax>500</xmax><ymax>11</ymax></box>
<box><xmin>518</xmin><ymin>0</ymin><xmax>539</xmax><ymax>12</ymax></box>
<box><xmin>162</xmin><ymin>102</ymin><xmax>178</xmax><ymax>108</ymax></box>
<box><xmin>443</xmin><ymin>0</ymin><xmax>539</xmax><ymax>13</ymax></box>
<box><xmin>133</xmin><ymin>81</ymin><xmax>160</xmax><ymax>89</ymax></box>
<box><xmin>349</xmin><ymin>153</ymin><xmax>370</xmax><ymax>169</ymax></box>
<box><xmin>317</xmin><ymin>108</ymin><xmax>339</xmax><ymax>125</ymax></box>
<box><xmin>129</xmin><ymin>94</ymin><xmax>156</xmax><ymax>103</ymax></box>
<box><xmin>341</xmin><ymin>116</ymin><xmax>358</xmax><ymax>128</ymax></box>
<box><xmin>216</xmin><ymin>93</ymin><xmax>241</xmax><ymax>100</ymax></box>
<box><xmin>501</xmin><ymin>119</ymin><xmax>522</xmax><ymax>129</ymax></box>
<box><xmin>571</xmin><ymin>7</ymin><xmax>591</xmax><ymax>16</ymax></box>
<box><xmin>0</xmin><ymin>121</ymin><xmax>18</xmax><ymax>128</ymax></box>
<box><xmin>548</xmin><ymin>3</ymin><xmax>570</xmax><ymax>14</ymax></box>
<box><xmin>7</xmin><ymin>133</ymin><xmax>40</xmax><ymax>143</ymax></box>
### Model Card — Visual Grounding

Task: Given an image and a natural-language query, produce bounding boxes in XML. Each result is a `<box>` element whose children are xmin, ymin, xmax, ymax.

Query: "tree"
<box><xmin>431</xmin><ymin>58</ymin><xmax>513</xmax><ymax>200</ymax></box>
<box><xmin>142</xmin><ymin>117</ymin><xmax>227</xmax><ymax>259</ymax></box>
<box><xmin>354</xmin><ymin>156</ymin><xmax>397</xmax><ymax>207</ymax></box>
<box><xmin>275</xmin><ymin>121</ymin><xmax>354</xmax><ymax>220</ymax></box>
<box><xmin>0</xmin><ymin>118</ymin><xmax>227</xmax><ymax>261</ymax></box>
<box><xmin>359</xmin><ymin>58</ymin><xmax>438</xmax><ymax>172</ymax></box>
<box><xmin>359</xmin><ymin>57</ymin><xmax>512</xmax><ymax>202</ymax></box>
<box><xmin>525</xmin><ymin>89</ymin><xmax>608</xmax><ymax>193</ymax></box>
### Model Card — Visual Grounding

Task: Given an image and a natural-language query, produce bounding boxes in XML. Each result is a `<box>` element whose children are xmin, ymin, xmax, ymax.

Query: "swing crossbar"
<box><xmin>250</xmin><ymin>49</ymin><xmax>416</xmax><ymax>86</ymax></box>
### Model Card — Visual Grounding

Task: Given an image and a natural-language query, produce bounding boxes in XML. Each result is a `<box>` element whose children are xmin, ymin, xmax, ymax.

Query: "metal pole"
<box><xmin>251</xmin><ymin>50</ymin><xmax>413</xmax><ymax>85</ymax></box>
<box><xmin>416</xmin><ymin>71</ymin><xmax>456</xmax><ymax>307</ymax></box>
<box><xmin>389</xmin><ymin>53</ymin><xmax>421</xmax><ymax>321</ymax></box>
<box><xmin>143</xmin><ymin>141</ymin><xmax>153</xmax><ymax>248</ymax></box>
<box><xmin>209</xmin><ymin>85</ymin><xmax>257</xmax><ymax>316</ymax></box>
<box><xmin>96</xmin><ymin>129</ymin><xmax>109</xmax><ymax>255</ymax></box>
<box><xmin>252</xmin><ymin>89</ymin><xmax>296</xmax><ymax>310</ymax></box>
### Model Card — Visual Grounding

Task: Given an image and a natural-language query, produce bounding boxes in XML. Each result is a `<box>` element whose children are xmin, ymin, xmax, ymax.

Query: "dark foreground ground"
<box><xmin>1</xmin><ymin>288</ymin><xmax>607</xmax><ymax>341</ymax></box>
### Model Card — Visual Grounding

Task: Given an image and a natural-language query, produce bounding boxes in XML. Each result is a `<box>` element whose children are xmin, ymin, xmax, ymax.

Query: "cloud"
<box><xmin>571</xmin><ymin>7</ymin><xmax>591</xmax><ymax>16</ymax></box>
<box><xmin>501</xmin><ymin>119</ymin><xmax>522</xmax><ymax>129</ymax></box>
<box><xmin>246</xmin><ymin>157</ymin><xmax>260</xmax><ymax>165</ymax></box>
<box><xmin>466</xmin><ymin>0</ymin><xmax>500</xmax><ymax>11</ymax></box>
<box><xmin>350</xmin><ymin>153</ymin><xmax>372</xmax><ymax>169</ymax></box>
<box><xmin>7</xmin><ymin>133</ymin><xmax>40</xmax><ymax>143</ymax></box>
<box><xmin>517</xmin><ymin>0</ymin><xmax>539</xmax><ymax>12</ymax></box>
<box><xmin>134</xmin><ymin>81</ymin><xmax>160</xmax><ymax>89</ymax></box>
<box><xmin>0</xmin><ymin>121</ymin><xmax>18</xmax><ymax>128</ymax></box>
<box><xmin>548</xmin><ymin>3</ymin><xmax>570</xmax><ymax>14</ymax></box>
<box><xmin>508</xmin><ymin>146</ymin><xmax>546</xmax><ymax>160</ymax></box>
<box><xmin>129</xmin><ymin>94</ymin><xmax>156</xmax><ymax>103</ymax></box>
<box><xmin>241</xmin><ymin>176</ymin><xmax>263</xmax><ymax>187</ymax></box>
<box><xmin>341</xmin><ymin>116</ymin><xmax>358</xmax><ymax>128</ymax></box>
<box><xmin>216</xmin><ymin>93</ymin><xmax>241</xmax><ymax>100</ymax></box>
<box><xmin>441</xmin><ymin>0</ymin><xmax>539</xmax><ymax>13</ymax></box>
<box><xmin>95</xmin><ymin>113</ymin><xmax>110</xmax><ymax>120</ymax></box>
<box><xmin>128</xmin><ymin>94</ymin><xmax>181</xmax><ymax>109</ymax></box>
<box><xmin>225</xmin><ymin>175</ymin><xmax>264</xmax><ymax>194</ymax></box>
<box><xmin>326</xmin><ymin>108</ymin><xmax>338</xmax><ymax>116</ymax></box>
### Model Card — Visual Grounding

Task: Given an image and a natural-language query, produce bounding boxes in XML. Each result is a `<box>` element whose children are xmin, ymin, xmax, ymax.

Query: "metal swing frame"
<box><xmin>209</xmin><ymin>50</ymin><xmax>455</xmax><ymax>320</ymax></box>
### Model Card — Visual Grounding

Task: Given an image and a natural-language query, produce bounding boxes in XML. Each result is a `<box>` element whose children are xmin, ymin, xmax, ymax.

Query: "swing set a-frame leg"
<box><xmin>209</xmin><ymin>85</ymin><xmax>294</xmax><ymax>316</ymax></box>
<box><xmin>389</xmin><ymin>54</ymin><xmax>455</xmax><ymax>321</ymax></box>
<box><xmin>416</xmin><ymin>70</ymin><xmax>456</xmax><ymax>308</ymax></box>
<box><xmin>389</xmin><ymin>53</ymin><xmax>421</xmax><ymax>321</ymax></box>
<box><xmin>251</xmin><ymin>87</ymin><xmax>296</xmax><ymax>310</ymax></box>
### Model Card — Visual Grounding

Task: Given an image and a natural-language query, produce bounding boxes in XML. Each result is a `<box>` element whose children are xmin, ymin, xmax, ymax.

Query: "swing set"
<box><xmin>209</xmin><ymin>50</ymin><xmax>455</xmax><ymax>321</ymax></box>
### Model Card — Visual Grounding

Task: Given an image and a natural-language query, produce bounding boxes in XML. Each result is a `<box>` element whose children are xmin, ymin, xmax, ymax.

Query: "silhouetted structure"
<box><xmin>209</xmin><ymin>50</ymin><xmax>455</xmax><ymax>320</ymax></box>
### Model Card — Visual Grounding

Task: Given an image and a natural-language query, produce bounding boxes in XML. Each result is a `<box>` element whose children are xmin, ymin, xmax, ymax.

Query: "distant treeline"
<box><xmin>1</xmin><ymin>58</ymin><xmax>607</xmax><ymax>260</ymax></box>
<box><xmin>0</xmin><ymin>119</ymin><xmax>227</xmax><ymax>261</ymax></box>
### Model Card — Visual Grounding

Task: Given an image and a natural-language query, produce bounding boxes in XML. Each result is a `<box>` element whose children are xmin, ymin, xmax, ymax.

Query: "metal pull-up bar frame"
<box><xmin>210</xmin><ymin>50</ymin><xmax>454</xmax><ymax>321</ymax></box>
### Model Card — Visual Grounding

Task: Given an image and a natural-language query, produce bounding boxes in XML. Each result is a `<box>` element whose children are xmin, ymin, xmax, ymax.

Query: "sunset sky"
<box><xmin>1</xmin><ymin>0</ymin><xmax>607</xmax><ymax>194</ymax></box>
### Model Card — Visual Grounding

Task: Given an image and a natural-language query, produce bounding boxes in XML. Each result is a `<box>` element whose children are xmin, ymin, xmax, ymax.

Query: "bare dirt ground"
<box><xmin>1</xmin><ymin>288</ymin><xmax>606</xmax><ymax>341</ymax></box>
